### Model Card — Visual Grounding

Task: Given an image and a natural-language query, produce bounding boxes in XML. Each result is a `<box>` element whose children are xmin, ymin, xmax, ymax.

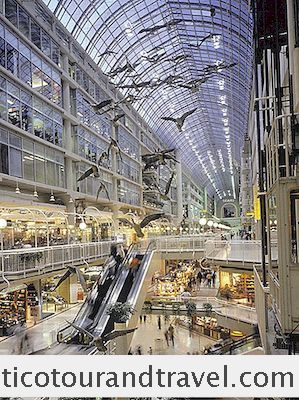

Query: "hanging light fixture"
<box><xmin>15</xmin><ymin>182</ymin><xmax>21</xmax><ymax>194</ymax></box>
<box><xmin>33</xmin><ymin>187</ymin><xmax>38</xmax><ymax>198</ymax></box>
<box><xmin>49</xmin><ymin>190</ymin><xmax>55</xmax><ymax>202</ymax></box>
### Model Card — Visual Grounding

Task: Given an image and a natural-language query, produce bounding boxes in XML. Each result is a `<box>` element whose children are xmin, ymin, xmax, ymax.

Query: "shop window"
<box><xmin>18</xmin><ymin>8</ymin><xmax>29</xmax><ymax>38</ymax></box>
<box><xmin>0</xmin><ymin>143</ymin><xmax>8</xmax><ymax>174</ymax></box>
<box><xmin>30</xmin><ymin>21</ymin><xmax>41</xmax><ymax>49</ymax></box>
<box><xmin>5</xmin><ymin>0</ymin><xmax>17</xmax><ymax>26</ymax></box>
<box><xmin>9</xmin><ymin>147</ymin><xmax>22</xmax><ymax>177</ymax></box>
<box><xmin>54</xmin><ymin>123</ymin><xmax>62</xmax><ymax>146</ymax></box>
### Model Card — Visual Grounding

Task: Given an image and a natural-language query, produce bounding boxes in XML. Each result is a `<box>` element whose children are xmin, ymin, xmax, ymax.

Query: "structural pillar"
<box><xmin>175</xmin><ymin>150</ymin><xmax>183</xmax><ymax>223</ymax></box>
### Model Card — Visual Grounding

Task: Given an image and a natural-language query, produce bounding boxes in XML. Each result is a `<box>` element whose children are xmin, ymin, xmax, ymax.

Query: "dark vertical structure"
<box><xmin>252</xmin><ymin>0</ymin><xmax>288</xmax><ymax>286</ymax></box>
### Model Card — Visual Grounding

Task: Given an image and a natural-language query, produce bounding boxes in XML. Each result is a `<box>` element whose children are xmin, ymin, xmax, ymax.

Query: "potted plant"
<box><xmin>203</xmin><ymin>302</ymin><xmax>213</xmax><ymax>317</ymax></box>
<box><xmin>106</xmin><ymin>302</ymin><xmax>134</xmax><ymax>329</ymax></box>
<box><xmin>186</xmin><ymin>301</ymin><xmax>197</xmax><ymax>331</ymax></box>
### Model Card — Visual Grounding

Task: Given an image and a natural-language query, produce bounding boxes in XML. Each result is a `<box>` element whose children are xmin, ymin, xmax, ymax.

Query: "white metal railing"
<box><xmin>204</xmin><ymin>239</ymin><xmax>278</xmax><ymax>264</ymax></box>
<box><xmin>1</xmin><ymin>240</ymin><xmax>116</xmax><ymax>277</ymax></box>
<box><xmin>151</xmin><ymin>235</ymin><xmax>212</xmax><ymax>253</ymax></box>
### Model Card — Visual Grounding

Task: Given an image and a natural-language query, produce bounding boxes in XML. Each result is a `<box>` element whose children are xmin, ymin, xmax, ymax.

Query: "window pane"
<box><xmin>35</xmin><ymin>155</ymin><xmax>45</xmax><ymax>183</ymax></box>
<box><xmin>23</xmin><ymin>151</ymin><xmax>34</xmax><ymax>180</ymax></box>
<box><xmin>6</xmin><ymin>43</ymin><xmax>19</xmax><ymax>76</ymax></box>
<box><xmin>21</xmin><ymin>103</ymin><xmax>32</xmax><ymax>132</ymax></box>
<box><xmin>44</xmin><ymin>117</ymin><xmax>53</xmax><ymax>143</ymax></box>
<box><xmin>41</xmin><ymin>32</ymin><xmax>51</xmax><ymax>58</ymax></box>
<box><xmin>0</xmin><ymin>38</ymin><xmax>5</xmax><ymax>68</ymax></box>
<box><xmin>0</xmin><ymin>88</ymin><xmax>7</xmax><ymax>120</ymax></box>
<box><xmin>19</xmin><ymin>55</ymin><xmax>31</xmax><ymax>85</ymax></box>
<box><xmin>31</xmin><ymin>21</ymin><xmax>41</xmax><ymax>49</ymax></box>
<box><xmin>18</xmin><ymin>8</ymin><xmax>29</xmax><ymax>37</ymax></box>
<box><xmin>52</xmin><ymin>42</ymin><xmax>60</xmax><ymax>65</ymax></box>
<box><xmin>7</xmin><ymin>95</ymin><xmax>20</xmax><ymax>127</ymax></box>
<box><xmin>9</xmin><ymin>147</ymin><xmax>22</xmax><ymax>177</ymax></box>
<box><xmin>46</xmin><ymin>160</ymin><xmax>55</xmax><ymax>185</ymax></box>
<box><xmin>0</xmin><ymin>143</ymin><xmax>8</xmax><ymax>174</ymax></box>
<box><xmin>32</xmin><ymin>66</ymin><xmax>43</xmax><ymax>93</ymax></box>
<box><xmin>33</xmin><ymin>111</ymin><xmax>44</xmax><ymax>138</ymax></box>
<box><xmin>5</xmin><ymin>0</ymin><xmax>18</xmax><ymax>26</ymax></box>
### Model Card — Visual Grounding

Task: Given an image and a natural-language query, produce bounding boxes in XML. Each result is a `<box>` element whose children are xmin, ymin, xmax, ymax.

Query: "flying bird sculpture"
<box><xmin>53</xmin><ymin>267</ymin><xmax>87</xmax><ymax>292</ymax></box>
<box><xmin>77</xmin><ymin>165</ymin><xmax>99</xmax><ymax>182</ymax></box>
<box><xmin>188</xmin><ymin>33</ymin><xmax>217</xmax><ymax>48</ymax></box>
<box><xmin>142</xmin><ymin>149</ymin><xmax>178</xmax><ymax>170</ymax></box>
<box><xmin>177</xmin><ymin>76</ymin><xmax>210</xmax><ymax>92</ymax></box>
<box><xmin>138</xmin><ymin>19</ymin><xmax>183</xmax><ymax>35</ymax></box>
<box><xmin>98</xmin><ymin>49</ymin><xmax>117</xmax><ymax>59</ymax></box>
<box><xmin>161</xmin><ymin>108</ymin><xmax>197</xmax><ymax>131</ymax></box>
<box><xmin>96</xmin><ymin>182</ymin><xmax>110</xmax><ymax>201</ymax></box>
<box><xmin>85</xmin><ymin>99</ymin><xmax>114</xmax><ymax>113</ymax></box>
<box><xmin>98</xmin><ymin>150</ymin><xmax>109</xmax><ymax>167</ymax></box>
<box><xmin>108</xmin><ymin>58</ymin><xmax>139</xmax><ymax>78</ymax></box>
<box><xmin>108</xmin><ymin>138</ymin><xmax>122</xmax><ymax>161</ymax></box>
<box><xmin>210</xmin><ymin>7</ymin><xmax>216</xmax><ymax>17</ymax></box>
<box><xmin>155</xmin><ymin>172</ymin><xmax>175</xmax><ymax>201</ymax></box>
<box><xmin>118</xmin><ymin>213</ymin><xmax>166</xmax><ymax>237</ymax></box>
<box><xmin>66</xmin><ymin>321</ymin><xmax>137</xmax><ymax>352</ymax></box>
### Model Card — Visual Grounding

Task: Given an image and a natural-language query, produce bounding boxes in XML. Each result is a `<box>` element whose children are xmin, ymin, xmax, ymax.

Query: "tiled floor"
<box><xmin>0</xmin><ymin>303</ymin><xmax>82</xmax><ymax>355</ymax></box>
<box><xmin>130</xmin><ymin>314</ymin><xmax>216</xmax><ymax>355</ymax></box>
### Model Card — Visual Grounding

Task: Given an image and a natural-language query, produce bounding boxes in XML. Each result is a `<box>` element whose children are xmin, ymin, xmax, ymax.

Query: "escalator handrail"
<box><xmin>57</xmin><ymin>243</ymin><xmax>135</xmax><ymax>341</ymax></box>
<box><xmin>90</xmin><ymin>243</ymin><xmax>138</xmax><ymax>336</ymax></box>
<box><xmin>208</xmin><ymin>333</ymin><xmax>260</xmax><ymax>355</ymax></box>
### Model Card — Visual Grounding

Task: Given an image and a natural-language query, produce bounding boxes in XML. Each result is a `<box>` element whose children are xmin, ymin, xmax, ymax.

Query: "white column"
<box><xmin>175</xmin><ymin>150</ymin><xmax>183</xmax><ymax>222</ymax></box>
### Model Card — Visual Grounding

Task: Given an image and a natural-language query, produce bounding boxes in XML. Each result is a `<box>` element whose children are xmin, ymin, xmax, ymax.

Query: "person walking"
<box><xmin>197</xmin><ymin>270</ymin><xmax>202</xmax><ymax>287</ymax></box>
<box><xmin>143</xmin><ymin>314</ymin><xmax>147</xmax><ymax>323</ymax></box>
<box><xmin>157</xmin><ymin>315</ymin><xmax>161</xmax><ymax>330</ymax></box>
<box><xmin>139</xmin><ymin>315</ymin><xmax>143</xmax><ymax>323</ymax></box>
<box><xmin>148</xmin><ymin>346</ymin><xmax>153</xmax><ymax>355</ymax></box>
<box><xmin>168</xmin><ymin>325</ymin><xmax>175</xmax><ymax>346</ymax></box>
<box><xmin>212</xmin><ymin>271</ymin><xmax>216</xmax><ymax>288</ymax></box>
<box><xmin>164</xmin><ymin>329</ymin><xmax>169</xmax><ymax>346</ymax></box>
<box><xmin>136</xmin><ymin>345</ymin><xmax>142</xmax><ymax>355</ymax></box>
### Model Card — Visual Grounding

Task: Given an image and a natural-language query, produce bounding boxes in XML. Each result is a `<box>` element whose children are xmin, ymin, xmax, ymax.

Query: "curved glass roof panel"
<box><xmin>43</xmin><ymin>0</ymin><xmax>253</xmax><ymax>199</ymax></box>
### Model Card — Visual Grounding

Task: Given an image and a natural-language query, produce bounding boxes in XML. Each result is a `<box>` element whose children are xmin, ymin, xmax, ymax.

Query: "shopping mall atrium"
<box><xmin>0</xmin><ymin>0</ymin><xmax>298</xmax><ymax>358</ymax></box>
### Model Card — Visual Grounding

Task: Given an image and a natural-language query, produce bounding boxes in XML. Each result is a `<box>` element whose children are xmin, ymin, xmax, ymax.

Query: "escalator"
<box><xmin>57</xmin><ymin>243</ymin><xmax>135</xmax><ymax>344</ymax></box>
<box><xmin>208</xmin><ymin>333</ymin><xmax>261</xmax><ymax>355</ymax></box>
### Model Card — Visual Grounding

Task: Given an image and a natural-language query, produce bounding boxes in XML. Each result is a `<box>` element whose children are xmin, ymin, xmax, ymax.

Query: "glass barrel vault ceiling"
<box><xmin>42</xmin><ymin>0</ymin><xmax>254</xmax><ymax>200</ymax></box>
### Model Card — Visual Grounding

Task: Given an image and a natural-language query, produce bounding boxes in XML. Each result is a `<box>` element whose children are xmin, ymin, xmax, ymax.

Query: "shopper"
<box><xmin>212</xmin><ymin>271</ymin><xmax>216</xmax><ymax>288</ymax></box>
<box><xmin>148</xmin><ymin>346</ymin><xmax>153</xmax><ymax>355</ymax></box>
<box><xmin>197</xmin><ymin>270</ymin><xmax>202</xmax><ymax>286</ymax></box>
<box><xmin>157</xmin><ymin>315</ymin><xmax>161</xmax><ymax>330</ymax></box>
<box><xmin>139</xmin><ymin>315</ymin><xmax>143</xmax><ymax>323</ymax></box>
<box><xmin>136</xmin><ymin>345</ymin><xmax>142</xmax><ymax>355</ymax></box>
<box><xmin>164</xmin><ymin>329</ymin><xmax>169</xmax><ymax>346</ymax></box>
<box><xmin>143</xmin><ymin>314</ymin><xmax>147</xmax><ymax>323</ymax></box>
<box><xmin>168</xmin><ymin>325</ymin><xmax>175</xmax><ymax>346</ymax></box>
<box><xmin>206</xmin><ymin>271</ymin><xmax>212</xmax><ymax>287</ymax></box>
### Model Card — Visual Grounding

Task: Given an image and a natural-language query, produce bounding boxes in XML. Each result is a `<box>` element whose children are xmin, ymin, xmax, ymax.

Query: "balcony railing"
<box><xmin>205</xmin><ymin>239</ymin><xmax>278</xmax><ymax>265</ymax></box>
<box><xmin>0</xmin><ymin>241</ymin><xmax>115</xmax><ymax>279</ymax></box>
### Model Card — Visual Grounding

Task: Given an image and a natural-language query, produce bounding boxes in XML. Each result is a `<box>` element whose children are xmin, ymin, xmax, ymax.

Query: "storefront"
<box><xmin>0</xmin><ymin>284</ymin><xmax>39</xmax><ymax>336</ymax></box>
<box><xmin>219</xmin><ymin>270</ymin><xmax>255</xmax><ymax>305</ymax></box>
<box><xmin>153</xmin><ymin>260</ymin><xmax>196</xmax><ymax>297</ymax></box>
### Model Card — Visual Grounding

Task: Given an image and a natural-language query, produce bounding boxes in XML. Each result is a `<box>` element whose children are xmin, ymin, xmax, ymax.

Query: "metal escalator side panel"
<box><xmin>90</xmin><ymin>245</ymin><xmax>137</xmax><ymax>337</ymax></box>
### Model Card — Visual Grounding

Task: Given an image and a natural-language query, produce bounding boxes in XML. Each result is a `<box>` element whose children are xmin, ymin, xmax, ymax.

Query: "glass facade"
<box><xmin>75</xmin><ymin>91</ymin><xmax>112</xmax><ymax>139</ymax></box>
<box><xmin>0</xmin><ymin>126</ymin><xmax>65</xmax><ymax>186</ymax></box>
<box><xmin>0</xmin><ymin>73</ymin><xmax>63</xmax><ymax>146</ymax></box>
<box><xmin>76</xmin><ymin>161</ymin><xmax>112</xmax><ymax>199</ymax></box>
<box><xmin>117</xmin><ymin>179</ymin><xmax>141</xmax><ymax>206</ymax></box>
<box><xmin>4</xmin><ymin>0</ymin><xmax>60</xmax><ymax>65</ymax></box>
<box><xmin>0</xmin><ymin>21</ymin><xmax>62</xmax><ymax>106</ymax></box>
